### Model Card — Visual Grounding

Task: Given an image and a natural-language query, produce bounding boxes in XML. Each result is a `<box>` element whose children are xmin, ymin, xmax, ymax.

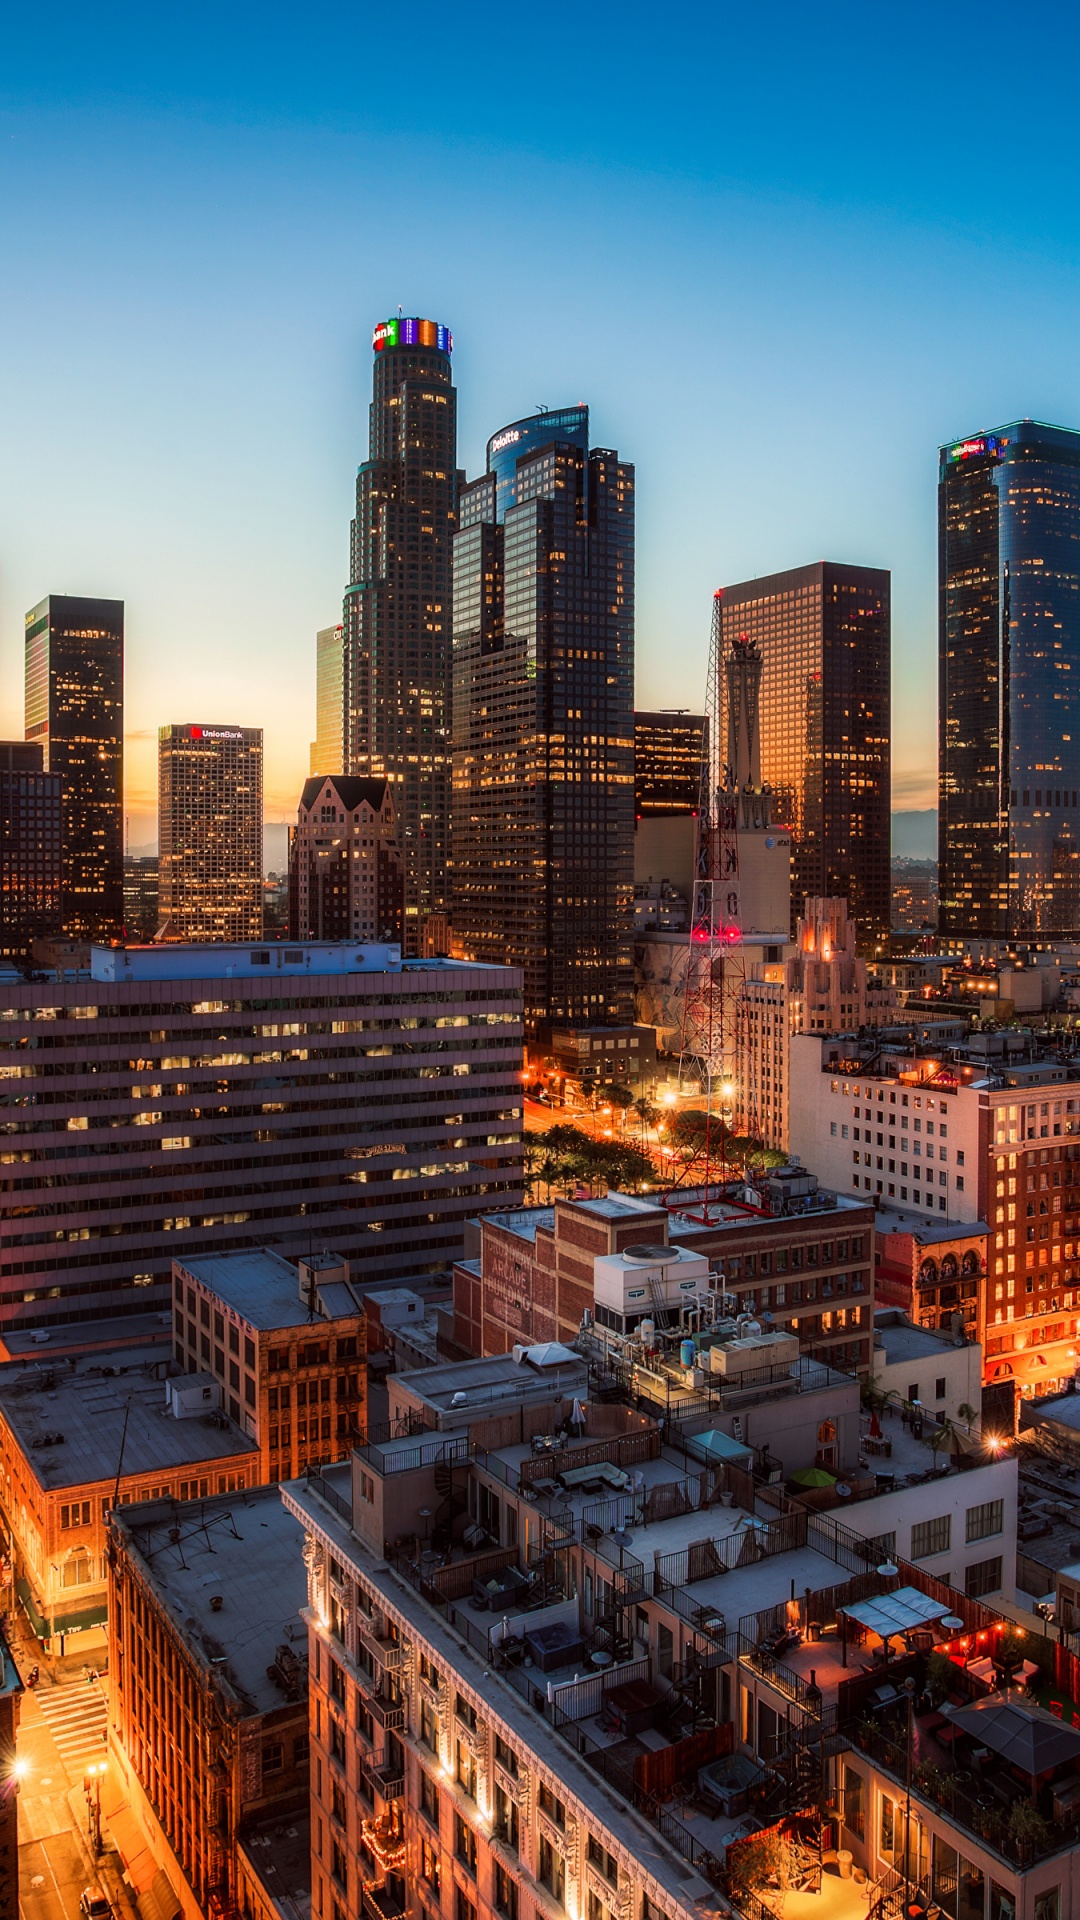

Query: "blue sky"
<box><xmin>1</xmin><ymin>2</ymin><xmax>1078</xmax><ymax>847</ymax></box>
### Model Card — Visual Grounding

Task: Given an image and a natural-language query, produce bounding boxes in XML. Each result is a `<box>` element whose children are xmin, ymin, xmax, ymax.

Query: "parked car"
<box><xmin>80</xmin><ymin>1889</ymin><xmax>112</xmax><ymax>1920</ymax></box>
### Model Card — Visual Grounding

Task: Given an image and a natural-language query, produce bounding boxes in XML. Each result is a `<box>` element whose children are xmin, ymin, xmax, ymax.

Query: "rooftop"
<box><xmin>285</xmin><ymin>1473</ymin><xmax>719</xmax><ymax>1914</ymax></box>
<box><xmin>873</xmin><ymin>1310</ymin><xmax>973</xmax><ymax>1366</ymax></box>
<box><xmin>239</xmin><ymin>1811</ymin><xmax>311</xmax><ymax>1920</ymax></box>
<box><xmin>871</xmin><ymin>1205</ymin><xmax>988</xmax><ymax>1244</ymax></box>
<box><xmin>112</xmin><ymin>1485</ymin><xmax>308</xmax><ymax>1714</ymax></box>
<box><xmin>87</xmin><ymin>943</ymin><xmax>518</xmax><ymax>985</ymax></box>
<box><xmin>470</xmin><ymin>1208</ymin><xmax>554</xmax><ymax>1244</ymax></box>
<box><xmin>393</xmin><ymin>1346</ymin><xmax>588</xmax><ymax>1422</ymax></box>
<box><xmin>0</xmin><ymin>1351</ymin><xmax>257</xmax><ymax>1490</ymax></box>
<box><xmin>176</xmin><ymin>1249</ymin><xmax>365</xmax><ymax>1331</ymax></box>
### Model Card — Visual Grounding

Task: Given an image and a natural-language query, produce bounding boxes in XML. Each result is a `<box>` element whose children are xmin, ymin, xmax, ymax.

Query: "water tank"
<box><xmin>639</xmin><ymin>1319</ymin><xmax>656</xmax><ymax>1344</ymax></box>
<box><xmin>680</xmin><ymin>1338</ymin><xmax>696</xmax><ymax>1369</ymax></box>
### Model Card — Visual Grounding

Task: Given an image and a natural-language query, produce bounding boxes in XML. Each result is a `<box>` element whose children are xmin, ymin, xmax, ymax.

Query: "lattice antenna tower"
<box><xmin>673</xmin><ymin>590</ymin><xmax>746</xmax><ymax>1208</ymax></box>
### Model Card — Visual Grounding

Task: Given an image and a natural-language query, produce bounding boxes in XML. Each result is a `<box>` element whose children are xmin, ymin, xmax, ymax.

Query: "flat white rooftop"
<box><xmin>92</xmin><ymin>941</ymin><xmax>404</xmax><ymax>981</ymax></box>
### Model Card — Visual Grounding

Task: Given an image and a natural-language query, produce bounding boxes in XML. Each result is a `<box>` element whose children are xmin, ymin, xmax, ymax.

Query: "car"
<box><xmin>80</xmin><ymin>1890</ymin><xmax>112</xmax><ymax>1920</ymax></box>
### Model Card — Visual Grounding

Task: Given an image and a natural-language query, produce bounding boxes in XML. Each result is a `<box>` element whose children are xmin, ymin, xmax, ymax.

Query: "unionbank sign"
<box><xmin>189</xmin><ymin>727</ymin><xmax>244</xmax><ymax>742</ymax></box>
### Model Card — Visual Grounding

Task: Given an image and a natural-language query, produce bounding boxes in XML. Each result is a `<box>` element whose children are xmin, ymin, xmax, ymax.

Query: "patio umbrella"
<box><xmin>944</xmin><ymin>1695</ymin><xmax>1080</xmax><ymax>1773</ymax></box>
<box><xmin>569</xmin><ymin>1399</ymin><xmax>586</xmax><ymax>1435</ymax></box>
<box><xmin>788</xmin><ymin>1466</ymin><xmax>837</xmax><ymax>1489</ymax></box>
<box><xmin>868</xmin><ymin>1410</ymin><xmax>883</xmax><ymax>1439</ymax></box>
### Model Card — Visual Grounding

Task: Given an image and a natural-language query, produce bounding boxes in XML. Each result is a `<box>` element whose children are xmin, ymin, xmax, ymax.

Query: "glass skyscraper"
<box><xmin>310</xmin><ymin>623</ymin><xmax>344</xmax><ymax>776</ymax></box>
<box><xmin>718</xmin><ymin>562</ymin><xmax>891</xmax><ymax>946</ymax></box>
<box><xmin>343</xmin><ymin>317</ymin><xmax>460</xmax><ymax>954</ymax></box>
<box><xmin>452</xmin><ymin>406</ymin><xmax>635</xmax><ymax>1033</ymax></box>
<box><xmin>939</xmin><ymin>419</ymin><xmax>1080</xmax><ymax>939</ymax></box>
<box><xmin>24</xmin><ymin>593</ymin><xmax>124</xmax><ymax>942</ymax></box>
<box><xmin>0</xmin><ymin>742</ymin><xmax>62</xmax><ymax>960</ymax></box>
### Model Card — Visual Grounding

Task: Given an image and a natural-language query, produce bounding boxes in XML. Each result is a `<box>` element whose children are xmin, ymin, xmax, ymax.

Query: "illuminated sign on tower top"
<box><xmin>372</xmin><ymin>317</ymin><xmax>453</xmax><ymax>355</ymax></box>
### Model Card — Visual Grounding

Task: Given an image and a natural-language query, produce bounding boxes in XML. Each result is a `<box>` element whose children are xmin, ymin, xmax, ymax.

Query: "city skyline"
<box><xmin>5</xmin><ymin>6</ymin><xmax>1080</xmax><ymax>845</ymax></box>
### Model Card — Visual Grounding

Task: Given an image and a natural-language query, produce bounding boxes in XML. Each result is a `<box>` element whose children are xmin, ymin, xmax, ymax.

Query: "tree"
<box><xmin>957</xmin><ymin>1401</ymin><xmax>979</xmax><ymax>1429</ymax></box>
<box><xmin>921</xmin><ymin>1416</ymin><xmax>955</xmax><ymax>1471</ymax></box>
<box><xmin>632</xmin><ymin>1097</ymin><xmax>660</xmax><ymax>1147</ymax></box>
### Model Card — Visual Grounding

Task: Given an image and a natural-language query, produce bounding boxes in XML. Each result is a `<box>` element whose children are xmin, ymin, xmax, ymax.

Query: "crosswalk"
<box><xmin>31</xmin><ymin>1678</ymin><xmax>107</xmax><ymax>1779</ymax></box>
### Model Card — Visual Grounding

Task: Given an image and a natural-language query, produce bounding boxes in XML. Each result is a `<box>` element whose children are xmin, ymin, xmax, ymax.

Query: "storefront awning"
<box><xmin>16</xmin><ymin>1576</ymin><xmax>49</xmax><ymax>1640</ymax></box>
<box><xmin>51</xmin><ymin>1601</ymin><xmax>107</xmax><ymax>1635</ymax></box>
<box><xmin>137</xmin><ymin>1869</ymin><xmax>181</xmax><ymax>1920</ymax></box>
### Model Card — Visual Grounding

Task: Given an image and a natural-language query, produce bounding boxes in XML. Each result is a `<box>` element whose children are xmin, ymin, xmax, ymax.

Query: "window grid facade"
<box><xmin>718</xmin><ymin>563</ymin><xmax>891</xmax><ymax>946</ymax></box>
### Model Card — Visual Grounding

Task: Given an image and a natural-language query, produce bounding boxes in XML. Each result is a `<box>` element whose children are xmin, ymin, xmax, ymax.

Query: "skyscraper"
<box><xmin>452</xmin><ymin>406</ymin><xmax>635</xmax><ymax>1033</ymax></box>
<box><xmin>633</xmin><ymin>711</ymin><xmax>707</xmax><ymax>916</ymax></box>
<box><xmin>158</xmin><ymin>725</ymin><xmax>263</xmax><ymax>940</ymax></box>
<box><xmin>24</xmin><ymin>593</ymin><xmax>124</xmax><ymax>941</ymax></box>
<box><xmin>344</xmin><ymin>317</ymin><xmax>460</xmax><ymax>954</ymax></box>
<box><xmin>718</xmin><ymin>562</ymin><xmax>891</xmax><ymax>946</ymax></box>
<box><xmin>0</xmin><ymin>742</ymin><xmax>62</xmax><ymax>960</ymax></box>
<box><xmin>310</xmin><ymin>622</ymin><xmax>344</xmax><ymax>775</ymax></box>
<box><xmin>289</xmin><ymin>773</ymin><xmax>403</xmax><ymax>943</ymax></box>
<box><xmin>634</xmin><ymin>711</ymin><xmax>706</xmax><ymax>816</ymax></box>
<box><xmin>939</xmin><ymin>420</ymin><xmax>1080</xmax><ymax>938</ymax></box>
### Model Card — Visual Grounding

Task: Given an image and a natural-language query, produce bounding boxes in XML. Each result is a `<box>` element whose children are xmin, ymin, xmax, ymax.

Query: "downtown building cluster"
<box><xmin>5</xmin><ymin>319</ymin><xmax>1080</xmax><ymax>1920</ymax></box>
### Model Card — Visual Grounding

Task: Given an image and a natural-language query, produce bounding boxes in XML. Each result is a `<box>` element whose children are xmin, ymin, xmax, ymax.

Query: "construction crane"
<box><xmin>669</xmin><ymin>590</ymin><xmax>748</xmax><ymax>1218</ymax></box>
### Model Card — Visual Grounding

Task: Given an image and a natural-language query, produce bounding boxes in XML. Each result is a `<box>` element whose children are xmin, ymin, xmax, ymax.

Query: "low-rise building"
<box><xmin>0</xmin><ymin>1350</ymin><xmax>258</xmax><ymax>1651</ymax></box>
<box><xmin>872</xmin><ymin>1207</ymin><xmax>989</xmax><ymax>1344</ymax></box>
<box><xmin>456</xmin><ymin>1174</ymin><xmax>876</xmax><ymax>1376</ymax></box>
<box><xmin>171</xmin><ymin>1251</ymin><xmax>367</xmax><ymax>1483</ymax></box>
<box><xmin>106</xmin><ymin>1486</ymin><xmax>309</xmax><ymax>1920</ymax></box>
<box><xmin>282</xmin><ymin>1338</ymin><xmax>1030</xmax><ymax>1920</ymax></box>
<box><xmin>870</xmin><ymin>1307</ymin><xmax>983</xmax><ymax>1429</ymax></box>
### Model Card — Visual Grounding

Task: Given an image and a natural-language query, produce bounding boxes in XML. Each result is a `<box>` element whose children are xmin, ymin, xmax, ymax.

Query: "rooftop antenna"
<box><xmin>111</xmin><ymin>1394</ymin><xmax>133</xmax><ymax>1513</ymax></box>
<box><xmin>535</xmin><ymin>403</ymin><xmax>548</xmax><ymax>414</ymax></box>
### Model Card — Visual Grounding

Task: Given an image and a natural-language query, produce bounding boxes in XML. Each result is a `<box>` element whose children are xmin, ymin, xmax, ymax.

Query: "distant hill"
<box><xmin>892</xmin><ymin>809</ymin><xmax>936</xmax><ymax>860</ymax></box>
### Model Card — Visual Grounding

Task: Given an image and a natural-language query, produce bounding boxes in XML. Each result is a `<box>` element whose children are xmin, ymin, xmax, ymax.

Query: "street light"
<box><xmin>83</xmin><ymin>1760</ymin><xmax>106</xmax><ymax>1855</ymax></box>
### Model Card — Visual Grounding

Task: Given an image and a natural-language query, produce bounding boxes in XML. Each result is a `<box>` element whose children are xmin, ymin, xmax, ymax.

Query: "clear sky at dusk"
<box><xmin>1</xmin><ymin>1</ymin><xmax>1079</xmax><ymax>848</ymax></box>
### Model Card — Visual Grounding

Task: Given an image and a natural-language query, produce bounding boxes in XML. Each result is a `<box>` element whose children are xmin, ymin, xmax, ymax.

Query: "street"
<box><xmin>9</xmin><ymin>1631</ymin><xmax>137</xmax><ymax>1920</ymax></box>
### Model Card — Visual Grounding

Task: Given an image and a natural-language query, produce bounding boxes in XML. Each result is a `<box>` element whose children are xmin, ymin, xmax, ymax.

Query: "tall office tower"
<box><xmin>634</xmin><ymin>710</ymin><xmax>706</xmax><ymax>814</ymax></box>
<box><xmin>718</xmin><ymin>563</ymin><xmax>891</xmax><ymax>946</ymax></box>
<box><xmin>939</xmin><ymin>421</ymin><xmax>1080</xmax><ymax>939</ymax></box>
<box><xmin>344</xmin><ymin>317</ymin><xmax>460</xmax><ymax>954</ymax></box>
<box><xmin>122</xmin><ymin>853</ymin><xmax>159</xmax><ymax>940</ymax></box>
<box><xmin>0</xmin><ymin>942</ymin><xmax>523</xmax><ymax>1336</ymax></box>
<box><xmin>288</xmin><ymin>773</ymin><xmax>403</xmax><ymax>942</ymax></box>
<box><xmin>158</xmin><ymin>724</ymin><xmax>264</xmax><ymax>941</ymax></box>
<box><xmin>633</xmin><ymin>710</ymin><xmax>705</xmax><ymax>905</ymax></box>
<box><xmin>24</xmin><ymin>594</ymin><xmax>124</xmax><ymax>941</ymax></box>
<box><xmin>0</xmin><ymin>742</ymin><xmax>63</xmax><ymax>960</ymax></box>
<box><xmin>310</xmin><ymin>622</ymin><xmax>345</xmax><ymax>775</ymax></box>
<box><xmin>452</xmin><ymin>406</ymin><xmax>635</xmax><ymax>1033</ymax></box>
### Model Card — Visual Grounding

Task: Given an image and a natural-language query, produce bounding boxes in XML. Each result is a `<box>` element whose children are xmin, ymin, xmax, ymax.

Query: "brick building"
<box><xmin>455</xmin><ymin>1172</ymin><xmax>876</xmax><ymax>1376</ymax></box>
<box><xmin>171</xmin><ymin>1250</ymin><xmax>367</xmax><ymax>1483</ymax></box>
<box><xmin>106</xmin><ymin>1486</ymin><xmax>308</xmax><ymax>1920</ymax></box>
<box><xmin>0</xmin><ymin>1350</ymin><xmax>257</xmax><ymax>1651</ymax></box>
<box><xmin>872</xmin><ymin>1206</ymin><xmax>989</xmax><ymax>1347</ymax></box>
